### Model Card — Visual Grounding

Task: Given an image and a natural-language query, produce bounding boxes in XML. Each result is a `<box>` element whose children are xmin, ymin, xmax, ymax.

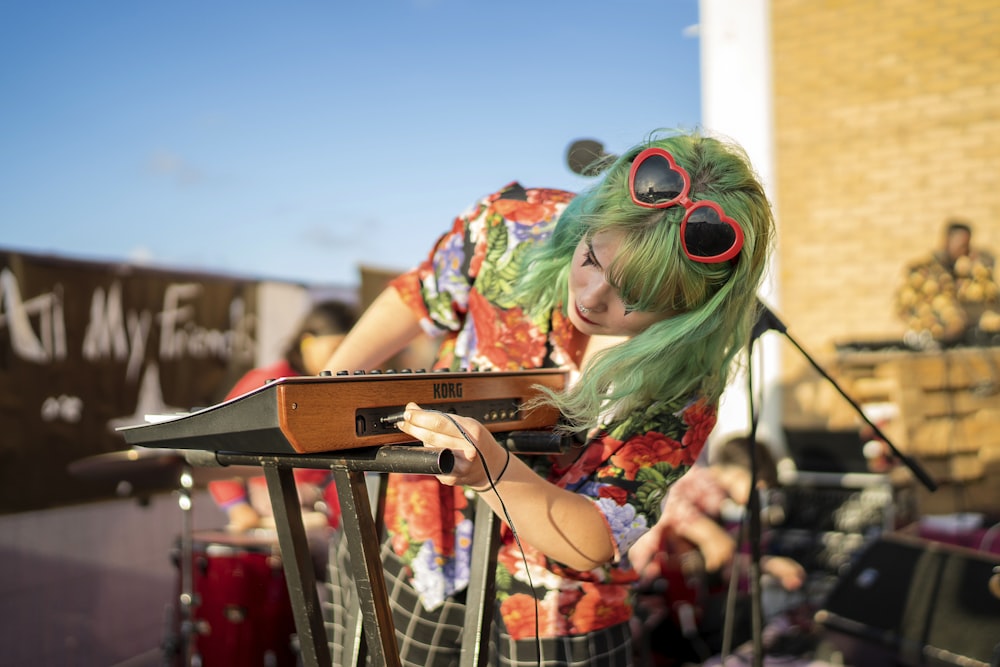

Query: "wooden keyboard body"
<box><xmin>119</xmin><ymin>369</ymin><xmax>567</xmax><ymax>455</ymax></box>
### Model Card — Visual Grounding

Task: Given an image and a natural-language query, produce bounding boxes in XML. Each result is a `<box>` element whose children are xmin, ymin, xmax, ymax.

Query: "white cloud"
<box><xmin>300</xmin><ymin>217</ymin><xmax>379</xmax><ymax>248</ymax></box>
<box><xmin>145</xmin><ymin>150</ymin><xmax>204</xmax><ymax>186</ymax></box>
<box><xmin>128</xmin><ymin>246</ymin><xmax>154</xmax><ymax>264</ymax></box>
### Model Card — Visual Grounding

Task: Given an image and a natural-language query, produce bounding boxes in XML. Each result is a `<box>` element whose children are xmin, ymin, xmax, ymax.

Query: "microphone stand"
<box><xmin>727</xmin><ymin>311</ymin><xmax>769</xmax><ymax>667</ymax></box>
<box><xmin>733</xmin><ymin>300</ymin><xmax>938</xmax><ymax>667</ymax></box>
<box><xmin>754</xmin><ymin>301</ymin><xmax>937</xmax><ymax>493</ymax></box>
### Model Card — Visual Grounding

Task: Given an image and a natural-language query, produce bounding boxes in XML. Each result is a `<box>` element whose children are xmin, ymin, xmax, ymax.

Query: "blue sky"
<box><xmin>1</xmin><ymin>0</ymin><xmax>703</xmax><ymax>288</ymax></box>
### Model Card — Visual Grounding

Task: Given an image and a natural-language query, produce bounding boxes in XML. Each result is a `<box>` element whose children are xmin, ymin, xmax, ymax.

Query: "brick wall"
<box><xmin>769</xmin><ymin>0</ymin><xmax>1000</xmax><ymax>424</ymax></box>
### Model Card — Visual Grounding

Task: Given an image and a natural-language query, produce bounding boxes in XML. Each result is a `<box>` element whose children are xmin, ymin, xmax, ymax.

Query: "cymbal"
<box><xmin>68</xmin><ymin>448</ymin><xmax>262</xmax><ymax>495</ymax></box>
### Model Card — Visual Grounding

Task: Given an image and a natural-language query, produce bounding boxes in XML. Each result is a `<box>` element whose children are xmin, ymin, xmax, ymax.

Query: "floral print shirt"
<box><xmin>387</xmin><ymin>182</ymin><xmax>716</xmax><ymax>639</ymax></box>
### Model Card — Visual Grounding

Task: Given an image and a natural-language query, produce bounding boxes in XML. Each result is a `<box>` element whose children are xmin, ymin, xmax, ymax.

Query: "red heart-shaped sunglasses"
<box><xmin>628</xmin><ymin>147</ymin><xmax>745</xmax><ymax>263</ymax></box>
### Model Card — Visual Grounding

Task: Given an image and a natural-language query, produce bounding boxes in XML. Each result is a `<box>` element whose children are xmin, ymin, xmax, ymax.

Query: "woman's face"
<box><xmin>566</xmin><ymin>229</ymin><xmax>673</xmax><ymax>337</ymax></box>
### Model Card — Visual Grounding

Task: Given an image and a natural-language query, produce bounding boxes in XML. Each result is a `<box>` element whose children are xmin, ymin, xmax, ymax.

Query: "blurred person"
<box><xmin>628</xmin><ymin>436</ymin><xmax>805</xmax><ymax>665</ymax></box>
<box><xmin>895</xmin><ymin>219</ymin><xmax>1000</xmax><ymax>347</ymax></box>
<box><xmin>322</xmin><ymin>129</ymin><xmax>776</xmax><ymax>666</ymax></box>
<box><xmin>208</xmin><ymin>299</ymin><xmax>357</xmax><ymax>532</ymax></box>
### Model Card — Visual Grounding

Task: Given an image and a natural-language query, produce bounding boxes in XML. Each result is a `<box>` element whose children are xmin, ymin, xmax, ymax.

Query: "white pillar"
<box><xmin>698</xmin><ymin>0</ymin><xmax>785</xmax><ymax>458</ymax></box>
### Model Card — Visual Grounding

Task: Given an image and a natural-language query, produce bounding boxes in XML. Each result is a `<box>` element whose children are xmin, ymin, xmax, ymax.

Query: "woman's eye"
<box><xmin>582</xmin><ymin>250</ymin><xmax>598</xmax><ymax>267</ymax></box>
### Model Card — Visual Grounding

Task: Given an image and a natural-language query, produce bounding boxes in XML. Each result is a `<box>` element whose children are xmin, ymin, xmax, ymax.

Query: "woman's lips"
<box><xmin>575</xmin><ymin>304</ymin><xmax>597</xmax><ymax>325</ymax></box>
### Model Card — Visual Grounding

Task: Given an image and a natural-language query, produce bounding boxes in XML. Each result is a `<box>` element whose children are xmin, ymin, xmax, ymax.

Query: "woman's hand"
<box><xmin>627</xmin><ymin>525</ymin><xmax>666</xmax><ymax>585</ymax></box>
<box><xmin>393</xmin><ymin>402</ymin><xmax>508</xmax><ymax>489</ymax></box>
<box><xmin>679</xmin><ymin>514</ymin><xmax>737</xmax><ymax>573</ymax></box>
<box><xmin>396</xmin><ymin>402</ymin><xmax>615</xmax><ymax>570</ymax></box>
<box><xmin>697</xmin><ymin>531</ymin><xmax>737</xmax><ymax>573</ymax></box>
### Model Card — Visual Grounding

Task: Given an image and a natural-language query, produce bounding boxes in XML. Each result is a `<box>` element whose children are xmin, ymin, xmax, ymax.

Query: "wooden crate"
<box><xmin>830</xmin><ymin>346</ymin><xmax>1000</xmax><ymax>515</ymax></box>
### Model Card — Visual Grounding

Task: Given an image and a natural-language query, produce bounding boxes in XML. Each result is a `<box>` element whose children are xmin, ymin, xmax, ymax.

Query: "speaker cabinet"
<box><xmin>816</xmin><ymin>533</ymin><xmax>1000</xmax><ymax>667</ymax></box>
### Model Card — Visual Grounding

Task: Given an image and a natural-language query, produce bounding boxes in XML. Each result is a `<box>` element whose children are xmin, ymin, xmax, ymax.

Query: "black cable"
<box><xmin>440</xmin><ymin>413</ymin><xmax>543</xmax><ymax>665</ymax></box>
<box><xmin>469</xmin><ymin>448</ymin><xmax>511</xmax><ymax>492</ymax></box>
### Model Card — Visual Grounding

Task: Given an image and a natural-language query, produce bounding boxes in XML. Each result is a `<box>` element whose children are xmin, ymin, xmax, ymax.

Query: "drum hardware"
<box><xmin>170</xmin><ymin>530</ymin><xmax>299</xmax><ymax>667</ymax></box>
<box><xmin>67</xmin><ymin>447</ymin><xmax>260</xmax><ymax>498</ymax></box>
<box><xmin>68</xmin><ymin>448</ymin><xmax>263</xmax><ymax>665</ymax></box>
<box><xmin>175</xmin><ymin>463</ymin><xmax>196</xmax><ymax>666</ymax></box>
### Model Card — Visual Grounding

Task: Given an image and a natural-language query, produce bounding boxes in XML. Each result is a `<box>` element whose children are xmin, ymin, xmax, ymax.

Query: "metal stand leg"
<box><xmin>461</xmin><ymin>496</ymin><xmax>500</xmax><ymax>667</ymax></box>
<box><xmin>332</xmin><ymin>467</ymin><xmax>401</xmax><ymax>667</ymax></box>
<box><xmin>345</xmin><ymin>473</ymin><xmax>388</xmax><ymax>667</ymax></box>
<box><xmin>262</xmin><ymin>461</ymin><xmax>331</xmax><ymax>667</ymax></box>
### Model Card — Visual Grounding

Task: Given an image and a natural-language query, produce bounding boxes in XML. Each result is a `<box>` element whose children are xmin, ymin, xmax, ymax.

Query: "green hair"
<box><xmin>516</xmin><ymin>129</ymin><xmax>774</xmax><ymax>429</ymax></box>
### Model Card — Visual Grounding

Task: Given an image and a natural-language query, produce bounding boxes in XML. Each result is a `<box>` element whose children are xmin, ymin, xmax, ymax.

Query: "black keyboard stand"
<box><xmin>461</xmin><ymin>498</ymin><xmax>500</xmax><ymax>666</ymax></box>
<box><xmin>201</xmin><ymin>447</ymin><xmax>500</xmax><ymax>667</ymax></box>
<box><xmin>183</xmin><ymin>434</ymin><xmax>562</xmax><ymax>666</ymax></box>
<box><xmin>204</xmin><ymin>446</ymin><xmax>457</xmax><ymax>667</ymax></box>
<box><xmin>260</xmin><ymin>459</ymin><xmax>332</xmax><ymax>666</ymax></box>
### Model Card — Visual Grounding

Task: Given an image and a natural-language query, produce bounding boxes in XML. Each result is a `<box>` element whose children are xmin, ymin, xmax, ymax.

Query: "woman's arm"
<box><xmin>323</xmin><ymin>286</ymin><xmax>425</xmax><ymax>373</ymax></box>
<box><xmin>395</xmin><ymin>403</ymin><xmax>616</xmax><ymax>571</ymax></box>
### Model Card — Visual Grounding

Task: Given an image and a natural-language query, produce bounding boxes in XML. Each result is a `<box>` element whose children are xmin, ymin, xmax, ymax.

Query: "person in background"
<box><xmin>894</xmin><ymin>219</ymin><xmax>1000</xmax><ymax>347</ymax></box>
<box><xmin>322</xmin><ymin>129</ymin><xmax>775</xmax><ymax>666</ymax></box>
<box><xmin>208</xmin><ymin>299</ymin><xmax>357</xmax><ymax>532</ymax></box>
<box><xmin>628</xmin><ymin>436</ymin><xmax>806</xmax><ymax>665</ymax></box>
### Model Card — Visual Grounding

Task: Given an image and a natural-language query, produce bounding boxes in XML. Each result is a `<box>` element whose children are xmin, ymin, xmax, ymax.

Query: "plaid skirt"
<box><xmin>323</xmin><ymin>536</ymin><xmax>634</xmax><ymax>667</ymax></box>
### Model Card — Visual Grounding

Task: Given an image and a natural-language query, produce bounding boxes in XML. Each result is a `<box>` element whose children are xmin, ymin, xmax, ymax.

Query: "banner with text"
<box><xmin>0</xmin><ymin>250</ymin><xmax>262</xmax><ymax>513</ymax></box>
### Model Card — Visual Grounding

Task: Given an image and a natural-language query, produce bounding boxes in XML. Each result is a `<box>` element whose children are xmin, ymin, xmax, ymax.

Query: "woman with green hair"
<box><xmin>323</xmin><ymin>129</ymin><xmax>774</xmax><ymax>666</ymax></box>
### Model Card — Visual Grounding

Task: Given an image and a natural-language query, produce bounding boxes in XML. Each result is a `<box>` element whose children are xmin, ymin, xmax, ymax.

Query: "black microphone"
<box><xmin>751</xmin><ymin>298</ymin><xmax>787</xmax><ymax>342</ymax></box>
<box><xmin>565</xmin><ymin>139</ymin><xmax>616</xmax><ymax>176</ymax></box>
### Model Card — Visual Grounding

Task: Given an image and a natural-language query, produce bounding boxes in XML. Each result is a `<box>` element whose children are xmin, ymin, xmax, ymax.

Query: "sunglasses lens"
<box><xmin>684</xmin><ymin>205</ymin><xmax>737</xmax><ymax>258</ymax></box>
<box><xmin>632</xmin><ymin>154</ymin><xmax>686</xmax><ymax>205</ymax></box>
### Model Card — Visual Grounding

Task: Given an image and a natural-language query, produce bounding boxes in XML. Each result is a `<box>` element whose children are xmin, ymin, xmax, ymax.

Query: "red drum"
<box><xmin>173</xmin><ymin>530</ymin><xmax>298</xmax><ymax>667</ymax></box>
